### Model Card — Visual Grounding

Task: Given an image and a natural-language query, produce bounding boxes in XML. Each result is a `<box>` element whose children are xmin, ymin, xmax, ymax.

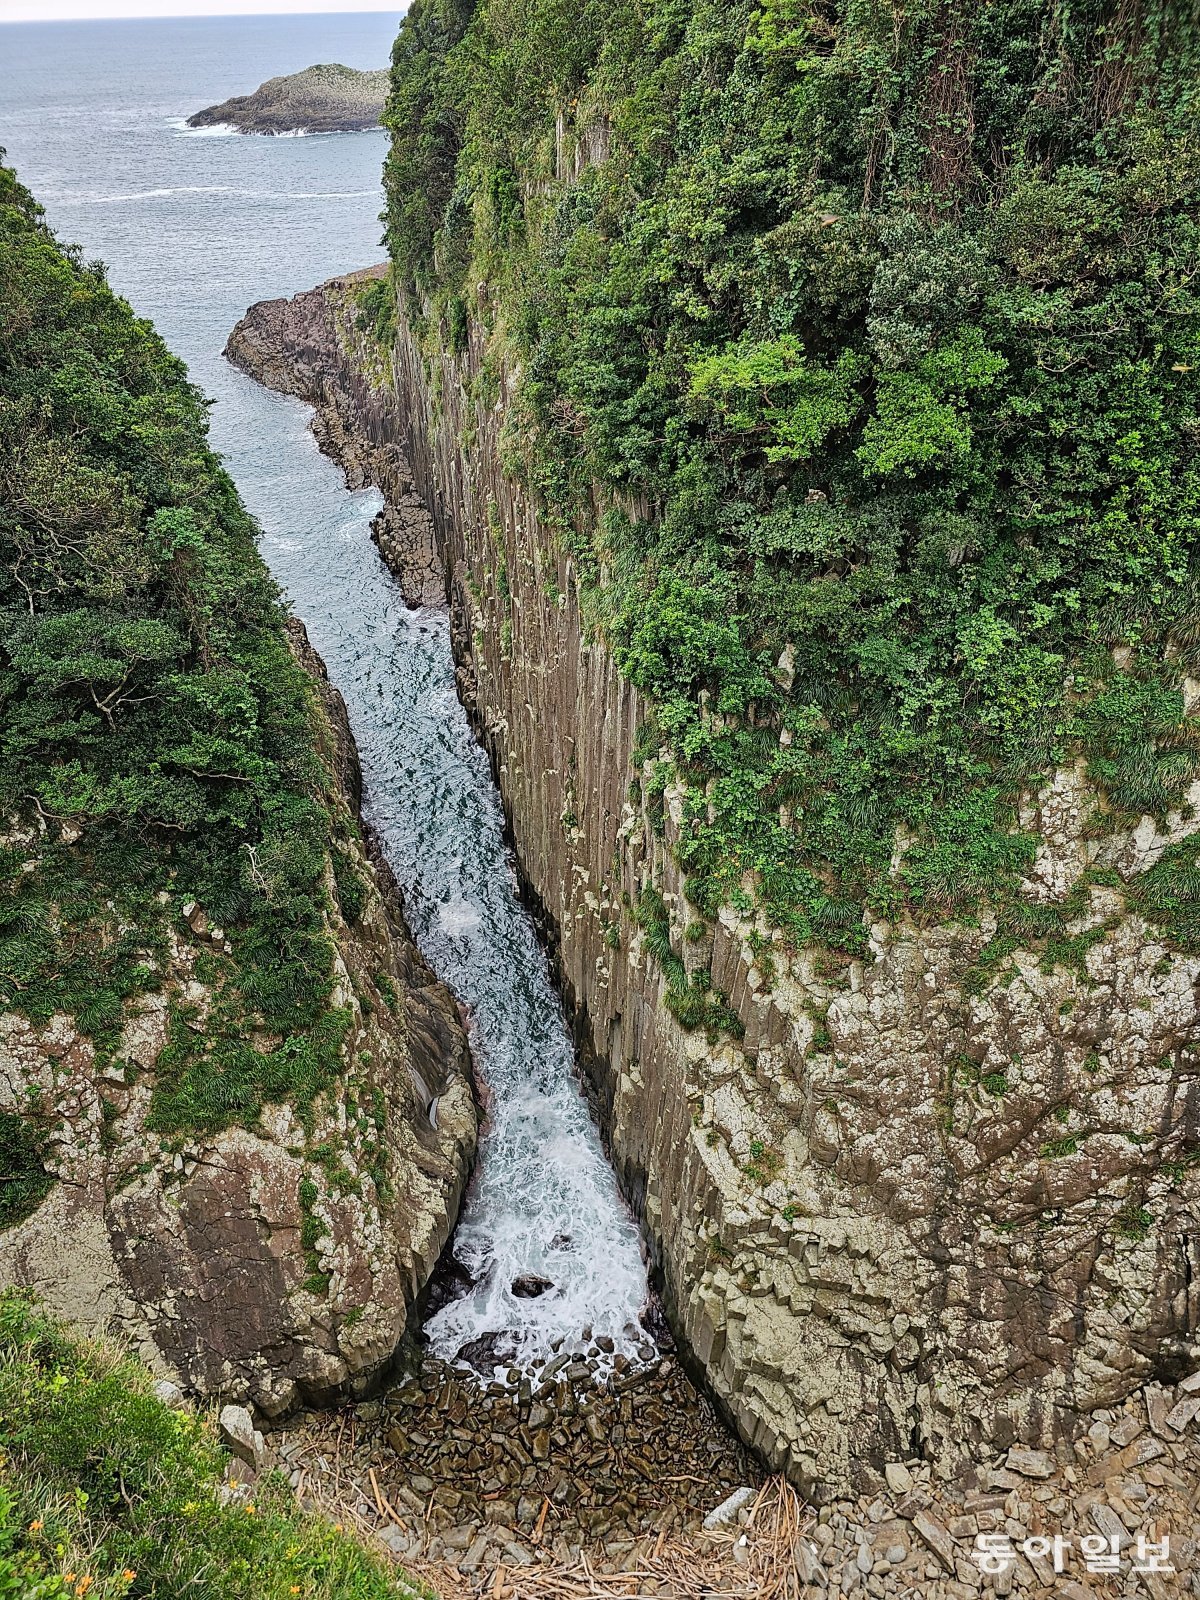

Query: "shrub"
<box><xmin>0</xmin><ymin>1292</ymin><xmax>429</xmax><ymax>1599</ymax></box>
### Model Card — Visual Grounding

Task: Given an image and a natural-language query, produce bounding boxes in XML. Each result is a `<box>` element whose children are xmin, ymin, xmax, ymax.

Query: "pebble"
<box><xmin>790</xmin><ymin>1541</ymin><xmax>820</xmax><ymax>1584</ymax></box>
<box><xmin>912</xmin><ymin>1509</ymin><xmax>955</xmax><ymax>1571</ymax></box>
<box><xmin>1111</xmin><ymin>1415</ymin><xmax>1143</xmax><ymax>1447</ymax></box>
<box><xmin>1164</xmin><ymin>1395</ymin><xmax>1200</xmax><ymax>1431</ymax></box>
<box><xmin>459</xmin><ymin>1532</ymin><xmax>490</xmax><ymax>1573</ymax></box>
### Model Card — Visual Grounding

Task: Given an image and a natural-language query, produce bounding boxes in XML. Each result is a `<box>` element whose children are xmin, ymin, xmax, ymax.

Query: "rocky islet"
<box><xmin>186</xmin><ymin>63</ymin><xmax>388</xmax><ymax>134</ymax></box>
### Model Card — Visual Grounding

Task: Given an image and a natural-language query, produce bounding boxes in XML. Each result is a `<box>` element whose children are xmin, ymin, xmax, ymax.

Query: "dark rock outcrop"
<box><xmin>225</xmin><ymin>269</ymin><xmax>444</xmax><ymax>609</ymax></box>
<box><xmin>511</xmin><ymin>1274</ymin><xmax>554</xmax><ymax>1299</ymax></box>
<box><xmin>187</xmin><ymin>64</ymin><xmax>387</xmax><ymax>135</ymax></box>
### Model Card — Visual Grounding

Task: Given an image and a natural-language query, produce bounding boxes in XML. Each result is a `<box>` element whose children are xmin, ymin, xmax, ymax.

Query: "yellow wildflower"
<box><xmin>27</xmin><ymin>1519</ymin><xmax>43</xmax><ymax>1533</ymax></box>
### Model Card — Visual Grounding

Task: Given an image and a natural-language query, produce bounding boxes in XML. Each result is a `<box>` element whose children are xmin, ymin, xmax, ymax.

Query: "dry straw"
<box><xmin>294</xmin><ymin>1445</ymin><xmax>817</xmax><ymax>1600</ymax></box>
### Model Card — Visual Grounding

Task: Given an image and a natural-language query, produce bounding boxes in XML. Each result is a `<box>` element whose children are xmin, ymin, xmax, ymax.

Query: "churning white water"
<box><xmin>321</xmin><ymin>592</ymin><xmax>652</xmax><ymax>1376</ymax></box>
<box><xmin>0</xmin><ymin>12</ymin><xmax>651</xmax><ymax>1382</ymax></box>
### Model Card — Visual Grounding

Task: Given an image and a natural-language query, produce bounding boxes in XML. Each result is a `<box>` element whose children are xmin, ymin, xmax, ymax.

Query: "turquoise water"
<box><xmin>1</xmin><ymin>14</ymin><xmax>651</xmax><ymax>1375</ymax></box>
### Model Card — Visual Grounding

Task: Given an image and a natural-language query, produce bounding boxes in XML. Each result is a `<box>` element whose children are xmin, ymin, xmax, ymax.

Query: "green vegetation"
<box><xmin>0</xmin><ymin>1292</ymin><xmax>426</xmax><ymax>1599</ymax></box>
<box><xmin>743</xmin><ymin>1138</ymin><xmax>782</xmax><ymax>1185</ymax></box>
<box><xmin>0</xmin><ymin>1114</ymin><xmax>52</xmax><ymax>1231</ymax></box>
<box><xmin>0</xmin><ymin>160</ymin><xmax>365</xmax><ymax>1148</ymax></box>
<box><xmin>1112</xmin><ymin>1202</ymin><xmax>1154</xmax><ymax>1239</ymax></box>
<box><xmin>634</xmin><ymin>886</ymin><xmax>743</xmax><ymax>1040</ymax></box>
<box><xmin>354</xmin><ymin>275</ymin><xmax>398</xmax><ymax>352</ymax></box>
<box><xmin>297</xmin><ymin>1176</ymin><xmax>332</xmax><ymax>1297</ymax></box>
<box><xmin>383</xmin><ymin>1</ymin><xmax>1200</xmax><ymax>964</ymax></box>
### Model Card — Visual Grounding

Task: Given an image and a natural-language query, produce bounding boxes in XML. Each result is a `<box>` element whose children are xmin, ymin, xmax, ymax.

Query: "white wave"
<box><xmin>167</xmin><ymin>117</ymin><xmax>240</xmax><ymax>138</ymax></box>
<box><xmin>423</xmin><ymin>1074</ymin><xmax>652</xmax><ymax>1379</ymax></box>
<box><xmin>83</xmin><ymin>184</ymin><xmax>378</xmax><ymax>206</ymax></box>
<box><xmin>167</xmin><ymin>123</ymin><xmax>383</xmax><ymax>141</ymax></box>
<box><xmin>89</xmin><ymin>185</ymin><xmax>237</xmax><ymax>203</ymax></box>
<box><xmin>266</xmin><ymin>128</ymin><xmax>386</xmax><ymax>139</ymax></box>
<box><xmin>247</xmin><ymin>518</ymin><xmax>653</xmax><ymax>1388</ymax></box>
<box><xmin>436</xmin><ymin>879</ymin><xmax>483</xmax><ymax>938</ymax></box>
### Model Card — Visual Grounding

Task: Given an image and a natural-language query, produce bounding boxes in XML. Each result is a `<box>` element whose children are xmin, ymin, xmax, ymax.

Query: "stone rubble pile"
<box><xmin>272</xmin><ymin>1352</ymin><xmax>754</xmax><ymax>1570</ymax></box>
<box><xmin>743</xmin><ymin>1370</ymin><xmax>1200</xmax><ymax>1600</ymax></box>
<box><xmin>239</xmin><ymin>1359</ymin><xmax>1200</xmax><ymax>1597</ymax></box>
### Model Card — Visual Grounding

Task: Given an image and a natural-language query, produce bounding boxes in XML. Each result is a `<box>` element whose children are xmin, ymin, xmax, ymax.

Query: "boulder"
<box><xmin>511</xmin><ymin>1274</ymin><xmax>554</xmax><ymax>1299</ymax></box>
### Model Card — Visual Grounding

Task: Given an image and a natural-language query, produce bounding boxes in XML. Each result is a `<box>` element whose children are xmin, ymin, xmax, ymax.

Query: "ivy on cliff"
<box><xmin>383</xmin><ymin>0</ymin><xmax>1200</xmax><ymax>965</ymax></box>
<box><xmin>0</xmin><ymin>159</ymin><xmax>359</xmax><ymax>1143</ymax></box>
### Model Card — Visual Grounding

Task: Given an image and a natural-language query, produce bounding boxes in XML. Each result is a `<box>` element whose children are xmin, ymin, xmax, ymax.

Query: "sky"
<box><xmin>0</xmin><ymin>1</ymin><xmax>403</xmax><ymax>19</ymax></box>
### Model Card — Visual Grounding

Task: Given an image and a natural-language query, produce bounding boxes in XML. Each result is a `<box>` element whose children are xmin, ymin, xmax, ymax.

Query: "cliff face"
<box><xmin>229</xmin><ymin>277</ymin><xmax>1200</xmax><ymax>1496</ymax></box>
<box><xmin>1</xmin><ymin>621</ymin><xmax>475</xmax><ymax>1416</ymax></box>
<box><xmin>0</xmin><ymin>165</ymin><xmax>474</xmax><ymax>1418</ymax></box>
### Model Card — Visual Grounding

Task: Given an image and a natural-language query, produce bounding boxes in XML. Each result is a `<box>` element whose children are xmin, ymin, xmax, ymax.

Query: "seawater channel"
<box><xmin>1</xmin><ymin>8</ymin><xmax>652</xmax><ymax>1371</ymax></box>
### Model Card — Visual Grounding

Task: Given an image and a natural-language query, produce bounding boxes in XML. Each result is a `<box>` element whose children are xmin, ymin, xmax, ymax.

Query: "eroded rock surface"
<box><xmin>0</xmin><ymin>623</ymin><xmax>476</xmax><ymax>1415</ymax></box>
<box><xmin>225</xmin><ymin>271</ymin><xmax>444</xmax><ymax>609</ymax></box>
<box><xmin>187</xmin><ymin>64</ymin><xmax>387</xmax><ymax>135</ymax></box>
<box><xmin>226</xmin><ymin>275</ymin><xmax>1200</xmax><ymax>1496</ymax></box>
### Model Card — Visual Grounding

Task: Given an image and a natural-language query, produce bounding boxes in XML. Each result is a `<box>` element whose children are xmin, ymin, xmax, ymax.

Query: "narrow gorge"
<box><xmin>4</xmin><ymin>2</ymin><xmax>1200</xmax><ymax>1596</ymax></box>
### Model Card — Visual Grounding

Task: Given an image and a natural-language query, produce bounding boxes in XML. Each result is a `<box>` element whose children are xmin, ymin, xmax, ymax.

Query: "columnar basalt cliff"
<box><xmin>231</xmin><ymin>275</ymin><xmax>1200</xmax><ymax>1497</ymax></box>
